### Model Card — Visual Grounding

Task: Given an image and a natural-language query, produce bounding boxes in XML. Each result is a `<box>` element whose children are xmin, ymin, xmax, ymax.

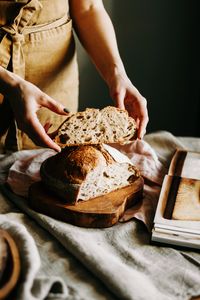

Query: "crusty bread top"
<box><xmin>41</xmin><ymin>144</ymin><xmax>140</xmax><ymax>186</ymax></box>
<box><xmin>64</xmin><ymin>145</ymin><xmax>114</xmax><ymax>184</ymax></box>
<box><xmin>53</xmin><ymin>106</ymin><xmax>137</xmax><ymax>147</ymax></box>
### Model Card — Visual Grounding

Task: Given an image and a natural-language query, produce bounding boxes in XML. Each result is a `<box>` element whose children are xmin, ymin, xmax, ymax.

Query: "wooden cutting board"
<box><xmin>28</xmin><ymin>177</ymin><xmax>144</xmax><ymax>228</ymax></box>
<box><xmin>0</xmin><ymin>230</ymin><xmax>20</xmax><ymax>300</ymax></box>
<box><xmin>0</xmin><ymin>236</ymin><xmax>7</xmax><ymax>284</ymax></box>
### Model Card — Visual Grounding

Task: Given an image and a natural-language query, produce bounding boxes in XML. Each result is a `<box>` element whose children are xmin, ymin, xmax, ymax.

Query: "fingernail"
<box><xmin>63</xmin><ymin>108</ymin><xmax>69</xmax><ymax>113</ymax></box>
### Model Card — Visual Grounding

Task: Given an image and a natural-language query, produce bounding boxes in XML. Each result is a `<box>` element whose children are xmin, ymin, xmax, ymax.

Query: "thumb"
<box><xmin>41</xmin><ymin>94</ymin><xmax>69</xmax><ymax>115</ymax></box>
<box><xmin>113</xmin><ymin>88</ymin><xmax>126</xmax><ymax>110</ymax></box>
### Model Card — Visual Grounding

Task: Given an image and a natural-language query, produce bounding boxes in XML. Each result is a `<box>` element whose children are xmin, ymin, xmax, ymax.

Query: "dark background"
<box><xmin>76</xmin><ymin>1</ymin><xmax>200</xmax><ymax>137</ymax></box>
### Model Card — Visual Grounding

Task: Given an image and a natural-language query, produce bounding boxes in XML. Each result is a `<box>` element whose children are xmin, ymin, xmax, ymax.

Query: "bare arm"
<box><xmin>69</xmin><ymin>0</ymin><xmax>148</xmax><ymax>138</ymax></box>
<box><xmin>0</xmin><ymin>66</ymin><xmax>67</xmax><ymax>151</ymax></box>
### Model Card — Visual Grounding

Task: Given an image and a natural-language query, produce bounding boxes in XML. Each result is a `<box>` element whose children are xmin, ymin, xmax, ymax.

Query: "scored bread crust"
<box><xmin>53</xmin><ymin>106</ymin><xmax>137</xmax><ymax>148</ymax></box>
<box><xmin>40</xmin><ymin>144</ymin><xmax>140</xmax><ymax>204</ymax></box>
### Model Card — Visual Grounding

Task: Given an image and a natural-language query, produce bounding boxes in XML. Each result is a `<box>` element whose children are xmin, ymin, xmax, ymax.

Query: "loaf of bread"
<box><xmin>53</xmin><ymin>106</ymin><xmax>137</xmax><ymax>147</ymax></box>
<box><xmin>40</xmin><ymin>144</ymin><xmax>140</xmax><ymax>204</ymax></box>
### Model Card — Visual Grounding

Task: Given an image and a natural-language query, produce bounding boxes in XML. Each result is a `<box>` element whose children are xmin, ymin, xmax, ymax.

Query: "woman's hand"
<box><xmin>0</xmin><ymin>68</ymin><xmax>67</xmax><ymax>151</ymax></box>
<box><xmin>108</xmin><ymin>70</ymin><xmax>149</xmax><ymax>139</ymax></box>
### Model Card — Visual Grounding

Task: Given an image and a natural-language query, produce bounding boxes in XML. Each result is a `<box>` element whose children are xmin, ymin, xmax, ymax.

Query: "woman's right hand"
<box><xmin>0</xmin><ymin>67</ymin><xmax>67</xmax><ymax>151</ymax></box>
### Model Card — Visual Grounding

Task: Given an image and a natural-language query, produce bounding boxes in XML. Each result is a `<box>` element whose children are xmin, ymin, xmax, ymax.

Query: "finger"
<box><xmin>133</xmin><ymin>97</ymin><xmax>148</xmax><ymax>139</ymax></box>
<box><xmin>25</xmin><ymin>115</ymin><xmax>61</xmax><ymax>151</ymax></box>
<box><xmin>136</xmin><ymin>117</ymin><xmax>140</xmax><ymax>129</ymax></box>
<box><xmin>112</xmin><ymin>88</ymin><xmax>126</xmax><ymax>110</ymax></box>
<box><xmin>41</xmin><ymin>94</ymin><xmax>69</xmax><ymax>115</ymax></box>
<box><xmin>137</xmin><ymin>114</ymin><xmax>149</xmax><ymax>139</ymax></box>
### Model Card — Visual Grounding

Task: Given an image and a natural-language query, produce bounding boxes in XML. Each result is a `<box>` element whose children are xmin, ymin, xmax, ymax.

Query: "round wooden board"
<box><xmin>0</xmin><ymin>236</ymin><xmax>7</xmax><ymax>284</ymax></box>
<box><xmin>28</xmin><ymin>177</ymin><xmax>144</xmax><ymax>228</ymax></box>
<box><xmin>0</xmin><ymin>230</ymin><xmax>21</xmax><ymax>300</ymax></box>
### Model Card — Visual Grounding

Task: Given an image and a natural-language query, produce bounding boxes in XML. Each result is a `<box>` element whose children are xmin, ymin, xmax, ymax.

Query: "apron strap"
<box><xmin>0</xmin><ymin>0</ymin><xmax>42</xmax><ymax>77</ymax></box>
<box><xmin>0</xmin><ymin>0</ymin><xmax>70</xmax><ymax>79</ymax></box>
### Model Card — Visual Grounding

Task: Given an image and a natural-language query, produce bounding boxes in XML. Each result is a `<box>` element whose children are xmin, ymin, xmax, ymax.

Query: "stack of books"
<box><xmin>151</xmin><ymin>149</ymin><xmax>200</xmax><ymax>249</ymax></box>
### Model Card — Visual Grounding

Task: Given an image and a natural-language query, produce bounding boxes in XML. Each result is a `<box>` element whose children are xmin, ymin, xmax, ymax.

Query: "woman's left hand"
<box><xmin>108</xmin><ymin>71</ymin><xmax>149</xmax><ymax>139</ymax></box>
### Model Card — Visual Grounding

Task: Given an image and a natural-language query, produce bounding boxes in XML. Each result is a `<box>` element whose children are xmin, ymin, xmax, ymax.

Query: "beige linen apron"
<box><xmin>0</xmin><ymin>0</ymin><xmax>79</xmax><ymax>150</ymax></box>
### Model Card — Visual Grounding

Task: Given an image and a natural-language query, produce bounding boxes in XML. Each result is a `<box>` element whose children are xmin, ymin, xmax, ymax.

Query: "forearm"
<box><xmin>70</xmin><ymin>0</ymin><xmax>126</xmax><ymax>84</ymax></box>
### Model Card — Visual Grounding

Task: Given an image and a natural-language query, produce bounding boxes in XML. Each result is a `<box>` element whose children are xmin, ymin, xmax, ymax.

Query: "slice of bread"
<box><xmin>172</xmin><ymin>178</ymin><xmax>200</xmax><ymax>221</ymax></box>
<box><xmin>53</xmin><ymin>106</ymin><xmax>137</xmax><ymax>148</ymax></box>
<box><xmin>40</xmin><ymin>144</ymin><xmax>140</xmax><ymax>204</ymax></box>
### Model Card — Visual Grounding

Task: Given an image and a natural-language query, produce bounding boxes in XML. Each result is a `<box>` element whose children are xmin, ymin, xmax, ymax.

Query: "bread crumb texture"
<box><xmin>54</xmin><ymin>106</ymin><xmax>136</xmax><ymax>147</ymax></box>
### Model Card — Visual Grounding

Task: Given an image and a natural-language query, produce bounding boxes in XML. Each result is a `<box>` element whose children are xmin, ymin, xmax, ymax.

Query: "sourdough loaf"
<box><xmin>53</xmin><ymin>106</ymin><xmax>137</xmax><ymax>147</ymax></box>
<box><xmin>40</xmin><ymin>144</ymin><xmax>140</xmax><ymax>204</ymax></box>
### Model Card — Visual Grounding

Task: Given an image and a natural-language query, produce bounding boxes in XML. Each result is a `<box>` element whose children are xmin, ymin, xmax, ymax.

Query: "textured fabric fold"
<box><xmin>0</xmin><ymin>215</ymin><xmax>69</xmax><ymax>300</ymax></box>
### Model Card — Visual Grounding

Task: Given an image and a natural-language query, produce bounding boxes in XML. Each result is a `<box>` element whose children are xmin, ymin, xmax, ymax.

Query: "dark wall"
<box><xmin>77</xmin><ymin>1</ymin><xmax>200</xmax><ymax>137</ymax></box>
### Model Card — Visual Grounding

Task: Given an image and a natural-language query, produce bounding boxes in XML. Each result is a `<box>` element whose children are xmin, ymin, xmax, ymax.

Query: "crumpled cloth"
<box><xmin>113</xmin><ymin>139</ymin><xmax>168</xmax><ymax>228</ymax></box>
<box><xmin>0</xmin><ymin>215</ymin><xmax>68</xmax><ymax>300</ymax></box>
<box><xmin>6</xmin><ymin>149</ymin><xmax>55</xmax><ymax>197</ymax></box>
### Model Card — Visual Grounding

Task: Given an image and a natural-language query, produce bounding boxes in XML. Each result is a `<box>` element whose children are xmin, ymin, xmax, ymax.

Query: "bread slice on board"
<box><xmin>52</xmin><ymin>106</ymin><xmax>137</xmax><ymax>147</ymax></box>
